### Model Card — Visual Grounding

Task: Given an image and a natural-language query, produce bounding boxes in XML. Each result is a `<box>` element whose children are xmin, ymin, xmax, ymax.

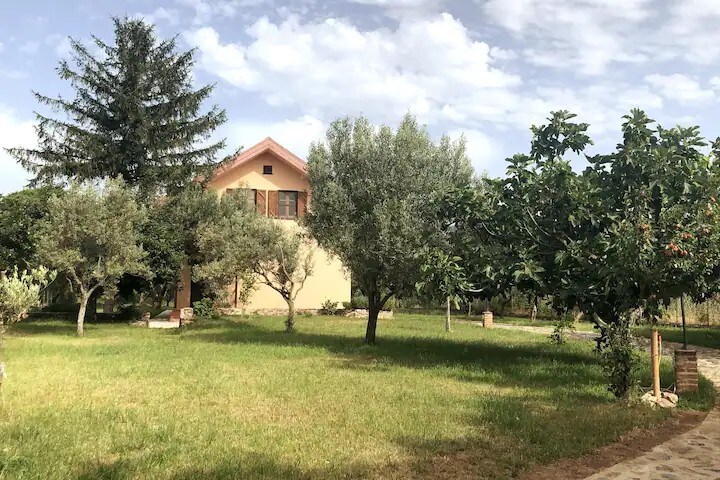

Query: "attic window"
<box><xmin>263</xmin><ymin>165</ymin><xmax>273</xmax><ymax>175</ymax></box>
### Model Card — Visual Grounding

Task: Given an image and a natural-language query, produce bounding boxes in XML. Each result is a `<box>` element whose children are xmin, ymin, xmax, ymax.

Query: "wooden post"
<box><xmin>651</xmin><ymin>329</ymin><xmax>661</xmax><ymax>399</ymax></box>
<box><xmin>445</xmin><ymin>297</ymin><xmax>451</xmax><ymax>332</ymax></box>
<box><xmin>680</xmin><ymin>294</ymin><xmax>688</xmax><ymax>350</ymax></box>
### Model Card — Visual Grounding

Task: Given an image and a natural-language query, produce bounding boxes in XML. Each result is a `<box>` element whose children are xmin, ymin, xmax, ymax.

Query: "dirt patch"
<box><xmin>518</xmin><ymin>409</ymin><xmax>708</xmax><ymax>480</ymax></box>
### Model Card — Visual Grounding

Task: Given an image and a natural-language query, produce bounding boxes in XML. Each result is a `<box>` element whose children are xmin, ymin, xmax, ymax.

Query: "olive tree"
<box><xmin>0</xmin><ymin>266</ymin><xmax>55</xmax><ymax>386</ymax></box>
<box><xmin>38</xmin><ymin>179</ymin><xmax>148</xmax><ymax>336</ymax></box>
<box><xmin>196</xmin><ymin>203</ymin><xmax>315</xmax><ymax>332</ymax></box>
<box><xmin>306</xmin><ymin>114</ymin><xmax>472</xmax><ymax>344</ymax></box>
<box><xmin>0</xmin><ymin>267</ymin><xmax>55</xmax><ymax>347</ymax></box>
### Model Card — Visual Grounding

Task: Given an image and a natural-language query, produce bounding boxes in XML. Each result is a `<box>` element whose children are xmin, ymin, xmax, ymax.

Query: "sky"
<box><xmin>1</xmin><ymin>0</ymin><xmax>720</xmax><ymax>194</ymax></box>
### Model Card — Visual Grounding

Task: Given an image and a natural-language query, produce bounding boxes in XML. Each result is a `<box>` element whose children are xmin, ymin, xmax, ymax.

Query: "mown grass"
<box><xmin>483</xmin><ymin>315</ymin><xmax>598</xmax><ymax>332</ymax></box>
<box><xmin>635</xmin><ymin>324</ymin><xmax>720</xmax><ymax>350</ymax></box>
<box><xmin>0</xmin><ymin>314</ymin><xmax>713</xmax><ymax>479</ymax></box>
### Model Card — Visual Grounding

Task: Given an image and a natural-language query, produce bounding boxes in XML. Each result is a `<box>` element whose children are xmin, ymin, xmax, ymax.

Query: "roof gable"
<box><xmin>210</xmin><ymin>137</ymin><xmax>307</xmax><ymax>184</ymax></box>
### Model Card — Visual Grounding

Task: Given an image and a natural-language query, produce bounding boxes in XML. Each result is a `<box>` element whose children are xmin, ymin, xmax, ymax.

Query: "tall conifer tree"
<box><xmin>8</xmin><ymin>17</ymin><xmax>226</xmax><ymax>197</ymax></box>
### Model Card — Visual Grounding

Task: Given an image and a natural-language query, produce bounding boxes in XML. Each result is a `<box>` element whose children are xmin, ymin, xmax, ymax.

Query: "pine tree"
<box><xmin>8</xmin><ymin>17</ymin><xmax>226</xmax><ymax>197</ymax></box>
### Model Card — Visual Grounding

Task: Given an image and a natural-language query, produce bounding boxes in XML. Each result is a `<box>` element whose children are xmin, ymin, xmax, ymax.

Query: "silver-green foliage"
<box><xmin>306</xmin><ymin>114</ymin><xmax>472</xmax><ymax>344</ymax></box>
<box><xmin>38</xmin><ymin>179</ymin><xmax>148</xmax><ymax>336</ymax></box>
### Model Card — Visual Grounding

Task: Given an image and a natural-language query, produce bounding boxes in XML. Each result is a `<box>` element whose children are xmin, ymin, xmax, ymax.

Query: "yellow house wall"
<box><xmin>208</xmin><ymin>150</ymin><xmax>351</xmax><ymax>311</ymax></box>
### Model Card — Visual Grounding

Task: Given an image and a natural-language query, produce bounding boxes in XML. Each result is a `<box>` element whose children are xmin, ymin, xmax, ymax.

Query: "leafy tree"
<box><xmin>498</xmin><ymin>110</ymin><xmax>720</xmax><ymax>397</ymax></box>
<box><xmin>117</xmin><ymin>185</ymin><xmax>248</xmax><ymax>307</ymax></box>
<box><xmin>196</xmin><ymin>207</ymin><xmax>315</xmax><ymax>332</ymax></box>
<box><xmin>306</xmin><ymin>114</ymin><xmax>472</xmax><ymax>344</ymax></box>
<box><xmin>7</xmin><ymin>17</ymin><xmax>226</xmax><ymax>197</ymax></box>
<box><xmin>416</xmin><ymin>249</ymin><xmax>470</xmax><ymax>332</ymax></box>
<box><xmin>437</xmin><ymin>178</ymin><xmax>518</xmax><ymax>312</ymax></box>
<box><xmin>37</xmin><ymin>179</ymin><xmax>148</xmax><ymax>336</ymax></box>
<box><xmin>0</xmin><ymin>267</ymin><xmax>55</xmax><ymax>348</ymax></box>
<box><xmin>0</xmin><ymin>187</ymin><xmax>62</xmax><ymax>270</ymax></box>
<box><xmin>0</xmin><ymin>266</ymin><xmax>55</xmax><ymax>386</ymax></box>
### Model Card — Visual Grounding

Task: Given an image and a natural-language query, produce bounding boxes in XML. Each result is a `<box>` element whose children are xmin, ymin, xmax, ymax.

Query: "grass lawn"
<box><xmin>635</xmin><ymin>324</ymin><xmax>720</xmax><ymax>350</ymax></box>
<box><xmin>0</xmin><ymin>314</ymin><xmax>714</xmax><ymax>479</ymax></box>
<box><xmin>475</xmin><ymin>315</ymin><xmax>598</xmax><ymax>332</ymax></box>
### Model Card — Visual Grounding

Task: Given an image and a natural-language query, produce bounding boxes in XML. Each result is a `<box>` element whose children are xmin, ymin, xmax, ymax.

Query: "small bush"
<box><xmin>342</xmin><ymin>301</ymin><xmax>353</xmax><ymax>310</ymax></box>
<box><xmin>193</xmin><ymin>298</ymin><xmax>215</xmax><ymax>318</ymax></box>
<box><xmin>319</xmin><ymin>299</ymin><xmax>339</xmax><ymax>316</ymax></box>
<box><xmin>349</xmin><ymin>295</ymin><xmax>394</xmax><ymax>311</ymax></box>
<box><xmin>597</xmin><ymin>319</ymin><xmax>639</xmax><ymax>399</ymax></box>
<box><xmin>350</xmin><ymin>295</ymin><xmax>368</xmax><ymax>309</ymax></box>
<box><xmin>550</xmin><ymin>316</ymin><xmax>576</xmax><ymax>345</ymax></box>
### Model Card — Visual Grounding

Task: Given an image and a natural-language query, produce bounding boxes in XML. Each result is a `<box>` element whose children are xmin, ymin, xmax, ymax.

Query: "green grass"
<box><xmin>635</xmin><ymin>325</ymin><xmax>720</xmax><ymax>350</ymax></box>
<box><xmin>475</xmin><ymin>315</ymin><xmax>598</xmax><ymax>332</ymax></box>
<box><xmin>0</xmin><ymin>314</ymin><xmax>713</xmax><ymax>479</ymax></box>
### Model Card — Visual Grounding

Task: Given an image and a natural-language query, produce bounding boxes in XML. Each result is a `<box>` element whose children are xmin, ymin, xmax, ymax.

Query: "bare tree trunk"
<box><xmin>285</xmin><ymin>296</ymin><xmax>295</xmax><ymax>333</ymax></box>
<box><xmin>365</xmin><ymin>303</ymin><xmax>379</xmax><ymax>345</ymax></box>
<box><xmin>445</xmin><ymin>296</ymin><xmax>451</xmax><ymax>332</ymax></box>
<box><xmin>77</xmin><ymin>295</ymin><xmax>88</xmax><ymax>337</ymax></box>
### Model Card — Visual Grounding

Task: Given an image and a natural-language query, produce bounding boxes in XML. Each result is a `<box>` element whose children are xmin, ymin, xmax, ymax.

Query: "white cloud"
<box><xmin>137</xmin><ymin>7</ymin><xmax>181</xmax><ymax>26</ymax></box>
<box><xmin>19</xmin><ymin>41</ymin><xmax>41</xmax><ymax>55</ymax></box>
<box><xmin>645</xmin><ymin>74</ymin><xmax>715</xmax><ymax>104</ymax></box>
<box><xmin>448</xmin><ymin>128</ymin><xmax>500</xmax><ymax>174</ymax></box>
<box><xmin>0</xmin><ymin>106</ymin><xmax>35</xmax><ymax>194</ymax></box>
<box><xmin>52</xmin><ymin>36</ymin><xmax>72</xmax><ymax>58</ymax></box>
<box><xmin>176</xmin><ymin>0</ymin><xmax>269</xmax><ymax>24</ymax></box>
<box><xmin>0</xmin><ymin>69</ymin><xmax>29</xmax><ymax>79</ymax></box>
<box><xmin>224</xmin><ymin>115</ymin><xmax>326</xmax><ymax>159</ymax></box>
<box><xmin>185</xmin><ymin>27</ymin><xmax>260</xmax><ymax>87</ymax></box>
<box><xmin>483</xmin><ymin>0</ymin><xmax>653</xmax><ymax>75</ymax></box>
<box><xmin>187</xmin><ymin>13</ymin><xmax>519</xmax><ymax>125</ymax></box>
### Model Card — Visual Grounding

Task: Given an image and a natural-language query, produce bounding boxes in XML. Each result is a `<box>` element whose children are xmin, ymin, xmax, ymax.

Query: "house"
<box><xmin>175</xmin><ymin>137</ymin><xmax>351</xmax><ymax>312</ymax></box>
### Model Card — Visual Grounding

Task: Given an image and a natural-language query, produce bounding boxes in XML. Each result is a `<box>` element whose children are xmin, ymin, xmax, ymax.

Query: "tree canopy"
<box><xmin>38</xmin><ymin>179</ymin><xmax>148</xmax><ymax>335</ymax></box>
<box><xmin>306</xmin><ymin>114</ymin><xmax>473</xmax><ymax>344</ymax></box>
<box><xmin>8</xmin><ymin>17</ymin><xmax>226</xmax><ymax>197</ymax></box>
<box><xmin>0</xmin><ymin>186</ymin><xmax>62</xmax><ymax>271</ymax></box>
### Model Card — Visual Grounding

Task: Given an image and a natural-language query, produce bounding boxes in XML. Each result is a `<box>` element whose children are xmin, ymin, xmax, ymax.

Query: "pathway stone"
<box><xmin>476</xmin><ymin>321</ymin><xmax>720</xmax><ymax>480</ymax></box>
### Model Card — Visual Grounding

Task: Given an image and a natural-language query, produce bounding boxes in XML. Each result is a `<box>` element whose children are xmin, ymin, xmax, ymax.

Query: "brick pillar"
<box><xmin>674</xmin><ymin>349</ymin><xmax>699</xmax><ymax>394</ymax></box>
<box><xmin>483</xmin><ymin>311</ymin><xmax>494</xmax><ymax>328</ymax></box>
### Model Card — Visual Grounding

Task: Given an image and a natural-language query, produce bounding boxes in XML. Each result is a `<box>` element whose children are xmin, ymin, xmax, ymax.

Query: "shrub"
<box><xmin>193</xmin><ymin>298</ymin><xmax>215</xmax><ymax>318</ymax></box>
<box><xmin>550</xmin><ymin>315</ymin><xmax>575</xmax><ymax>345</ymax></box>
<box><xmin>342</xmin><ymin>301</ymin><xmax>353</xmax><ymax>310</ymax></box>
<box><xmin>319</xmin><ymin>299</ymin><xmax>339</xmax><ymax>316</ymax></box>
<box><xmin>597</xmin><ymin>318</ymin><xmax>639</xmax><ymax>399</ymax></box>
<box><xmin>349</xmin><ymin>295</ymin><xmax>394</xmax><ymax>311</ymax></box>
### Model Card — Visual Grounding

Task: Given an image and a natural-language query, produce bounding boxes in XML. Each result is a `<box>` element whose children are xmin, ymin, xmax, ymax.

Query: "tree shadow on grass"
<box><xmin>388</xmin><ymin>394</ymin><xmax>662</xmax><ymax>479</ymax></box>
<box><xmin>9</xmin><ymin>320</ymin><xmax>77</xmax><ymax>337</ymax></box>
<box><xmin>178</xmin><ymin>319</ymin><xmax>609</xmax><ymax>400</ymax></box>
<box><xmin>75</xmin><ymin>452</ymin><xmax>376</xmax><ymax>480</ymax></box>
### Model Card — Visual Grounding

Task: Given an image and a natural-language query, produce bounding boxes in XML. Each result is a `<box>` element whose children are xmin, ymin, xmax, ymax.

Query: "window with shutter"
<box><xmin>278</xmin><ymin>191</ymin><xmax>298</xmax><ymax>219</ymax></box>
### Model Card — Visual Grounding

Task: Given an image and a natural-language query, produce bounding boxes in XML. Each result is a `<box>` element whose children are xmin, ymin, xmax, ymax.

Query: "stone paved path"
<box><xmin>480</xmin><ymin>321</ymin><xmax>720</xmax><ymax>480</ymax></box>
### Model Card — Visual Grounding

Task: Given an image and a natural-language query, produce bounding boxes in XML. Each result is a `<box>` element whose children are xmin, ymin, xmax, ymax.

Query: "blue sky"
<box><xmin>2</xmin><ymin>0</ymin><xmax>720</xmax><ymax>193</ymax></box>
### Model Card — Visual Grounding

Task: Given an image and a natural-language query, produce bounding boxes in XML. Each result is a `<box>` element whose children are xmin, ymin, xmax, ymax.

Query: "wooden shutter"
<box><xmin>268</xmin><ymin>190</ymin><xmax>279</xmax><ymax>218</ymax></box>
<box><xmin>256</xmin><ymin>190</ymin><xmax>267</xmax><ymax>216</ymax></box>
<box><xmin>298</xmin><ymin>191</ymin><xmax>308</xmax><ymax>218</ymax></box>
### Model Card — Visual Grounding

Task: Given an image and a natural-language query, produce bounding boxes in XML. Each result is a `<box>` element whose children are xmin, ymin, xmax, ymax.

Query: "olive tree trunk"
<box><xmin>365</xmin><ymin>303</ymin><xmax>379</xmax><ymax>345</ymax></box>
<box><xmin>77</xmin><ymin>297</ymin><xmax>87</xmax><ymax>337</ymax></box>
<box><xmin>285</xmin><ymin>296</ymin><xmax>295</xmax><ymax>333</ymax></box>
